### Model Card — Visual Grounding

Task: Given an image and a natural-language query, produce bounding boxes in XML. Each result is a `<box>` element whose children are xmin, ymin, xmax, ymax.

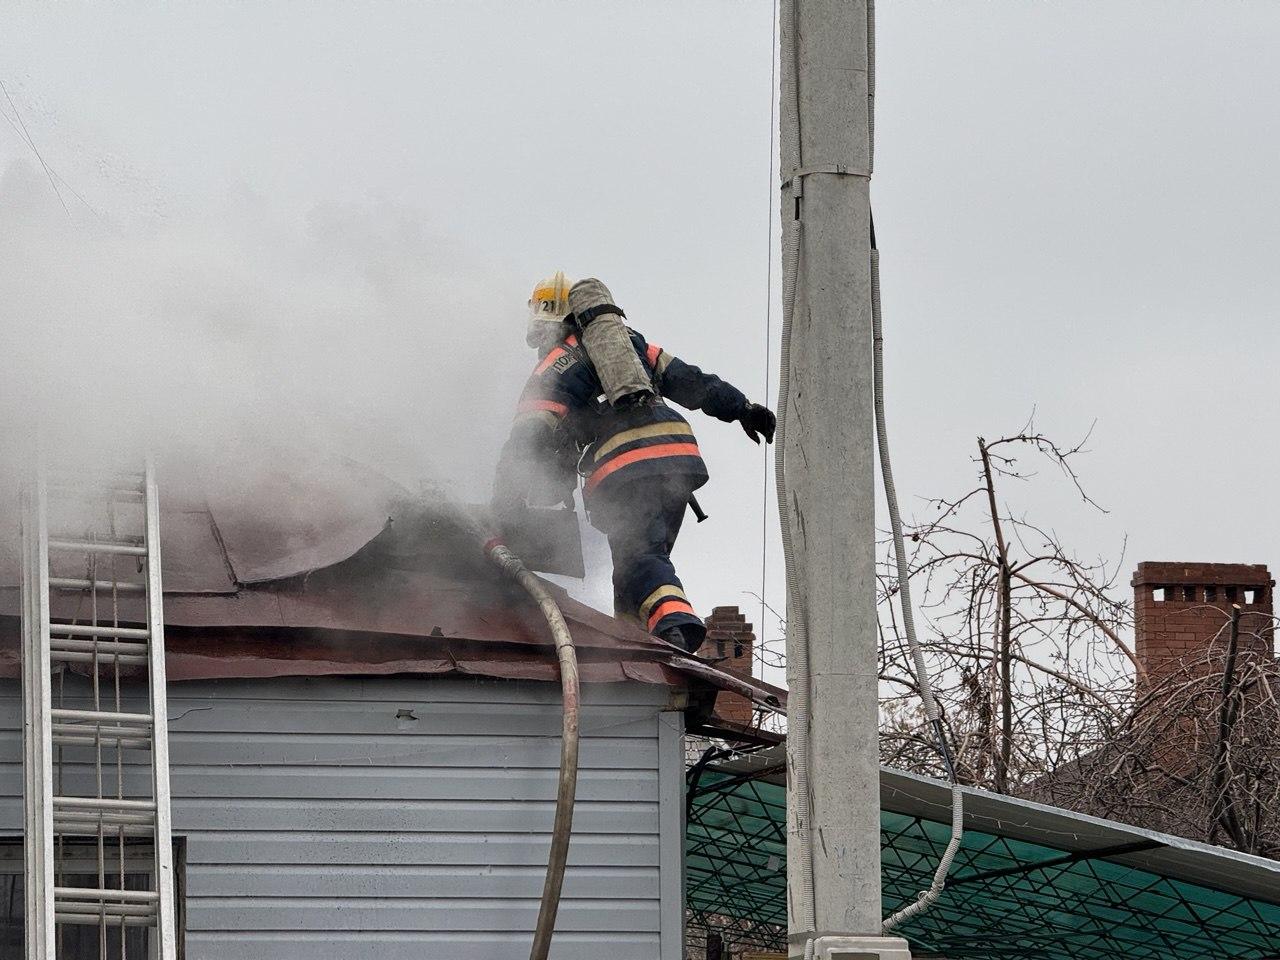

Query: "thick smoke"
<box><xmin>0</xmin><ymin>157</ymin><xmax>531</xmax><ymax>496</ymax></box>
<box><xmin>0</xmin><ymin>157</ymin><xmax>619</xmax><ymax>607</ymax></box>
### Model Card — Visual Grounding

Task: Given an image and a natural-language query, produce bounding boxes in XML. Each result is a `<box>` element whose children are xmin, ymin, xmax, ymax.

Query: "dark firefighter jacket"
<box><xmin>495</xmin><ymin>329</ymin><xmax>750</xmax><ymax>511</ymax></box>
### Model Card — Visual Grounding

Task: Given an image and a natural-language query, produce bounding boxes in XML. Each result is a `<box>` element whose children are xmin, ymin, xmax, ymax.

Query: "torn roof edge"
<box><xmin>0</xmin><ymin>615</ymin><xmax>786</xmax><ymax>704</ymax></box>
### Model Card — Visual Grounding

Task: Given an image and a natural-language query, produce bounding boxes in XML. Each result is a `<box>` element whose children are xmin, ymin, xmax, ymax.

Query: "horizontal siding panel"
<box><xmin>0</xmin><ymin>677</ymin><xmax>669</xmax><ymax>709</ymax></box>
<box><xmin>187</xmin><ymin>863</ymin><xmax>658</xmax><ymax>899</ymax></box>
<box><xmin>0</xmin><ymin>687</ymin><xmax>664</xmax><ymax>737</ymax></box>
<box><xmin>0</xmin><ymin>785</ymin><xmax>661</xmax><ymax>835</ymax></box>
<box><xmin>184</xmin><ymin>831</ymin><xmax>659</xmax><ymax>868</ymax></box>
<box><xmin>169</xmin><ymin>734</ymin><xmax>655</xmax><ymax>769</ymax></box>
<box><xmin>0</xmin><ymin>676</ymin><xmax>675</xmax><ymax>956</ymax></box>
<box><xmin>0</xmin><ymin>802</ymin><xmax>639</xmax><ymax>841</ymax></box>
<box><xmin>164</xmin><ymin>676</ymin><xmax>667</xmax><ymax>706</ymax></box>
<box><xmin>170</xmin><ymin>798</ymin><xmax>660</xmax><ymax>835</ymax></box>
<box><xmin>0</xmin><ymin>680</ymin><xmax>660</xmax><ymax>711</ymax></box>
<box><xmin>21</xmin><ymin>734</ymin><xmax>655</xmax><ymax>770</ymax></box>
<box><xmin>184</xmin><ymin>896</ymin><xmax>659</xmax><ymax>932</ymax></box>
<box><xmin>165</xmin><ymin>702</ymin><xmax>660</xmax><ymax>737</ymax></box>
<box><xmin>32</xmin><ymin>764</ymin><xmax>658</xmax><ymax>802</ymax></box>
<box><xmin>187</xmin><ymin>930</ymin><xmax>661</xmax><ymax>960</ymax></box>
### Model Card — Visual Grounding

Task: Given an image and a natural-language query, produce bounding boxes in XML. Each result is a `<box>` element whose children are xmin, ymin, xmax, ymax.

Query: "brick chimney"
<box><xmin>704</xmin><ymin>606</ymin><xmax>756</xmax><ymax>726</ymax></box>
<box><xmin>1131</xmin><ymin>562</ymin><xmax>1275</xmax><ymax>688</ymax></box>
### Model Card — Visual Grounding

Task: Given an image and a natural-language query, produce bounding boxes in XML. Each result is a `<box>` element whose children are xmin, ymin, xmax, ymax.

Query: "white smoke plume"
<box><xmin>0</xmin><ymin>156</ymin><xmax>531</xmax><ymax>495</ymax></box>
<box><xmin>0</xmin><ymin>156</ymin><xmax>621</xmax><ymax>608</ymax></box>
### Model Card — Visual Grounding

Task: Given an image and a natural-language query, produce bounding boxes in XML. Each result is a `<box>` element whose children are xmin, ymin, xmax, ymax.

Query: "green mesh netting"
<box><xmin>686</xmin><ymin>772</ymin><xmax>1280</xmax><ymax>959</ymax></box>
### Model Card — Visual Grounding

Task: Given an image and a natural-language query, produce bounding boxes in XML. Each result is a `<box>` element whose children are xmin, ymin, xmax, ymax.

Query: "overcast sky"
<box><xmin>2</xmin><ymin>2</ymin><xmax>1278</xmax><ymax>671</ymax></box>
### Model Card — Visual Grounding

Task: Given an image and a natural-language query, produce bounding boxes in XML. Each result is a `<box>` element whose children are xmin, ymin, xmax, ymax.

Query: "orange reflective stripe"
<box><xmin>584</xmin><ymin>440</ymin><xmax>701</xmax><ymax>493</ymax></box>
<box><xmin>515</xmin><ymin>409</ymin><xmax>561</xmax><ymax>429</ymax></box>
<box><xmin>593</xmin><ymin>422</ymin><xmax>694</xmax><ymax>462</ymax></box>
<box><xmin>533</xmin><ymin>335</ymin><xmax>579</xmax><ymax>375</ymax></box>
<box><xmin>648</xmin><ymin>598</ymin><xmax>696</xmax><ymax>630</ymax></box>
<box><xmin>639</xmin><ymin>584</ymin><xmax>687</xmax><ymax>623</ymax></box>
<box><xmin>533</xmin><ymin>346</ymin><xmax>567</xmax><ymax>376</ymax></box>
<box><xmin>645</xmin><ymin>343</ymin><xmax>662</xmax><ymax>367</ymax></box>
<box><xmin>517</xmin><ymin>398</ymin><xmax>568</xmax><ymax>418</ymax></box>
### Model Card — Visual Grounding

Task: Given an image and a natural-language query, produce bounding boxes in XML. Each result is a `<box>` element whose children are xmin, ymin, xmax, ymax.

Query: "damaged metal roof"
<box><xmin>0</xmin><ymin>454</ymin><xmax>406</xmax><ymax>592</ymax></box>
<box><xmin>0</xmin><ymin>457</ymin><xmax>782</xmax><ymax>702</ymax></box>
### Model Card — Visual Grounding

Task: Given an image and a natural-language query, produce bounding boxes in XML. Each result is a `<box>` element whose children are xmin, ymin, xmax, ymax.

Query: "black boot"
<box><xmin>659</xmin><ymin>623</ymin><xmax>707</xmax><ymax>654</ymax></box>
<box><xmin>658</xmin><ymin>625</ymin><xmax>687</xmax><ymax>651</ymax></box>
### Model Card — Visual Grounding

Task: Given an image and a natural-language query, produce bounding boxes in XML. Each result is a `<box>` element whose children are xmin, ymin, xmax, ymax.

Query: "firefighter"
<box><xmin>493</xmin><ymin>274</ymin><xmax>776</xmax><ymax>653</ymax></box>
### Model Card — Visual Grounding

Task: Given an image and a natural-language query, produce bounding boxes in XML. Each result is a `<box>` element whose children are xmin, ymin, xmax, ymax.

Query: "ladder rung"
<box><xmin>50</xmin><ymin>577</ymin><xmax>147</xmax><ymax>593</ymax></box>
<box><xmin>53</xmin><ymin>812</ymin><xmax>157</xmax><ymax>830</ymax></box>
<box><xmin>51</xmin><ymin>727</ymin><xmax>150</xmax><ymax>742</ymax></box>
<box><xmin>54</xmin><ymin>796</ymin><xmax>156</xmax><ymax>812</ymax></box>
<box><xmin>55</xmin><ymin>817</ymin><xmax>157</xmax><ymax>833</ymax></box>
<box><xmin>49</xmin><ymin>651</ymin><xmax>149</xmax><ymax>667</ymax></box>
<box><xmin>53</xmin><ymin>721</ymin><xmax>152</xmax><ymax>742</ymax></box>
<box><xmin>47</xmin><ymin>467</ymin><xmax>145</xmax><ymax>485</ymax></box>
<box><xmin>48</xmin><ymin>538</ymin><xmax>147</xmax><ymax>557</ymax></box>
<box><xmin>55</xmin><ymin>886</ymin><xmax>159</xmax><ymax>903</ymax></box>
<box><xmin>51</xmin><ymin>623</ymin><xmax>149</xmax><ymax>640</ymax></box>
<box><xmin>53</xmin><ymin>721</ymin><xmax>151</xmax><ymax>737</ymax></box>
<box><xmin>66</xmin><ymin>901</ymin><xmax>155</xmax><ymax>918</ymax></box>
<box><xmin>51</xmin><ymin>708</ymin><xmax>152</xmax><ymax>727</ymax></box>
<box><xmin>56</xmin><ymin>914</ymin><xmax>154</xmax><ymax>927</ymax></box>
<box><xmin>45</xmin><ymin>484</ymin><xmax>146</xmax><ymax>504</ymax></box>
<box><xmin>54</xmin><ymin>819</ymin><xmax>155</xmax><ymax>836</ymax></box>
<box><xmin>51</xmin><ymin>637</ymin><xmax>149</xmax><ymax>656</ymax></box>
<box><xmin>48</xmin><ymin>464</ymin><xmax>144</xmax><ymax>477</ymax></box>
<box><xmin>52</xmin><ymin>733</ymin><xmax>152</xmax><ymax>749</ymax></box>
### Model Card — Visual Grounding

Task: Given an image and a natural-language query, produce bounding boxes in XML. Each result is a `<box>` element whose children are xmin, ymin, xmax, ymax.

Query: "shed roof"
<box><xmin>686</xmin><ymin>746</ymin><xmax>1280</xmax><ymax>959</ymax></box>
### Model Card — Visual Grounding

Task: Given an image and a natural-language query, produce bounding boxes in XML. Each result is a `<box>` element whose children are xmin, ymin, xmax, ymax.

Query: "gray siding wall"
<box><xmin>0</xmin><ymin>676</ymin><xmax>686</xmax><ymax>959</ymax></box>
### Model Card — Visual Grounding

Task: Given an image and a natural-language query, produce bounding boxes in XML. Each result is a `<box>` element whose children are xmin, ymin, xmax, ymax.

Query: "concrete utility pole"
<box><xmin>777</xmin><ymin>2</ymin><xmax>911</xmax><ymax>957</ymax></box>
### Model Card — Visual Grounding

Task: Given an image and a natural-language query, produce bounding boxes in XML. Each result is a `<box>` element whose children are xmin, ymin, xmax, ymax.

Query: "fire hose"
<box><xmin>483</xmin><ymin>539</ymin><xmax>581</xmax><ymax>960</ymax></box>
<box><xmin>479</xmin><ymin>529</ymin><xmax>783</xmax><ymax>959</ymax></box>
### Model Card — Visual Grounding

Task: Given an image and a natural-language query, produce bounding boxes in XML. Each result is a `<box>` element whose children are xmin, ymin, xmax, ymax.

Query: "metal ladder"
<box><xmin>21</xmin><ymin>460</ymin><xmax>178</xmax><ymax>959</ymax></box>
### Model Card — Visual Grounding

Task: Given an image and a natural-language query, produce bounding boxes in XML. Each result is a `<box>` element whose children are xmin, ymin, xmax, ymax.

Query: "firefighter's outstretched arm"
<box><xmin>643</xmin><ymin>341</ymin><xmax>777</xmax><ymax>444</ymax></box>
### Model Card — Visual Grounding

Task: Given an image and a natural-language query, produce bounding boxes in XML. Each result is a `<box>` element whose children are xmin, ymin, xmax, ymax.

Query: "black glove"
<box><xmin>739</xmin><ymin>402</ymin><xmax>777</xmax><ymax>444</ymax></box>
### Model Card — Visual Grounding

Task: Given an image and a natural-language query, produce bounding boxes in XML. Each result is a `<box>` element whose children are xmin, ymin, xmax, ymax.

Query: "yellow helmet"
<box><xmin>529</xmin><ymin>271</ymin><xmax>572</xmax><ymax>320</ymax></box>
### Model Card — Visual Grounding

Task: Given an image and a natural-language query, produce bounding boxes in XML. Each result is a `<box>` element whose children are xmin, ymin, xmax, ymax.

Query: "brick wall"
<box><xmin>704</xmin><ymin>606</ymin><xmax>756</xmax><ymax>726</ymax></box>
<box><xmin>1132</xmin><ymin>561</ymin><xmax>1275</xmax><ymax>689</ymax></box>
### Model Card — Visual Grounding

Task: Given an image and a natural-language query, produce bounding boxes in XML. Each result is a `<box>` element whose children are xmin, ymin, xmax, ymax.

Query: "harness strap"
<box><xmin>573</xmin><ymin>303</ymin><xmax>626</xmax><ymax>327</ymax></box>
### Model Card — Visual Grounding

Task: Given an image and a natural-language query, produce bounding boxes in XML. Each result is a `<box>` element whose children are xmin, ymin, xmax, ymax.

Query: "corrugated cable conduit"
<box><xmin>872</xmin><ymin>244</ymin><xmax>964</xmax><ymax>931</ymax></box>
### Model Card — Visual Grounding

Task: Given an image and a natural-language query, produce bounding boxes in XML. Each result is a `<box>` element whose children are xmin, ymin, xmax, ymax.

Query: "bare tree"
<box><xmin>877</xmin><ymin>420</ymin><xmax>1133</xmax><ymax>792</ymax></box>
<box><xmin>874</xmin><ymin>419</ymin><xmax>1279</xmax><ymax>856</ymax></box>
<box><xmin>720</xmin><ymin>417</ymin><xmax>1278</xmax><ymax>857</ymax></box>
<box><xmin>1034</xmin><ymin>606</ymin><xmax>1280</xmax><ymax>858</ymax></box>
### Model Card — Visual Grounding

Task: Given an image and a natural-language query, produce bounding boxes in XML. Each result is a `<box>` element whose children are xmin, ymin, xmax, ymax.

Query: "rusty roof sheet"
<box><xmin>0</xmin><ymin>454</ymin><xmax>408</xmax><ymax>591</ymax></box>
<box><xmin>0</xmin><ymin>469</ymin><xmax>785</xmax><ymax>701</ymax></box>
